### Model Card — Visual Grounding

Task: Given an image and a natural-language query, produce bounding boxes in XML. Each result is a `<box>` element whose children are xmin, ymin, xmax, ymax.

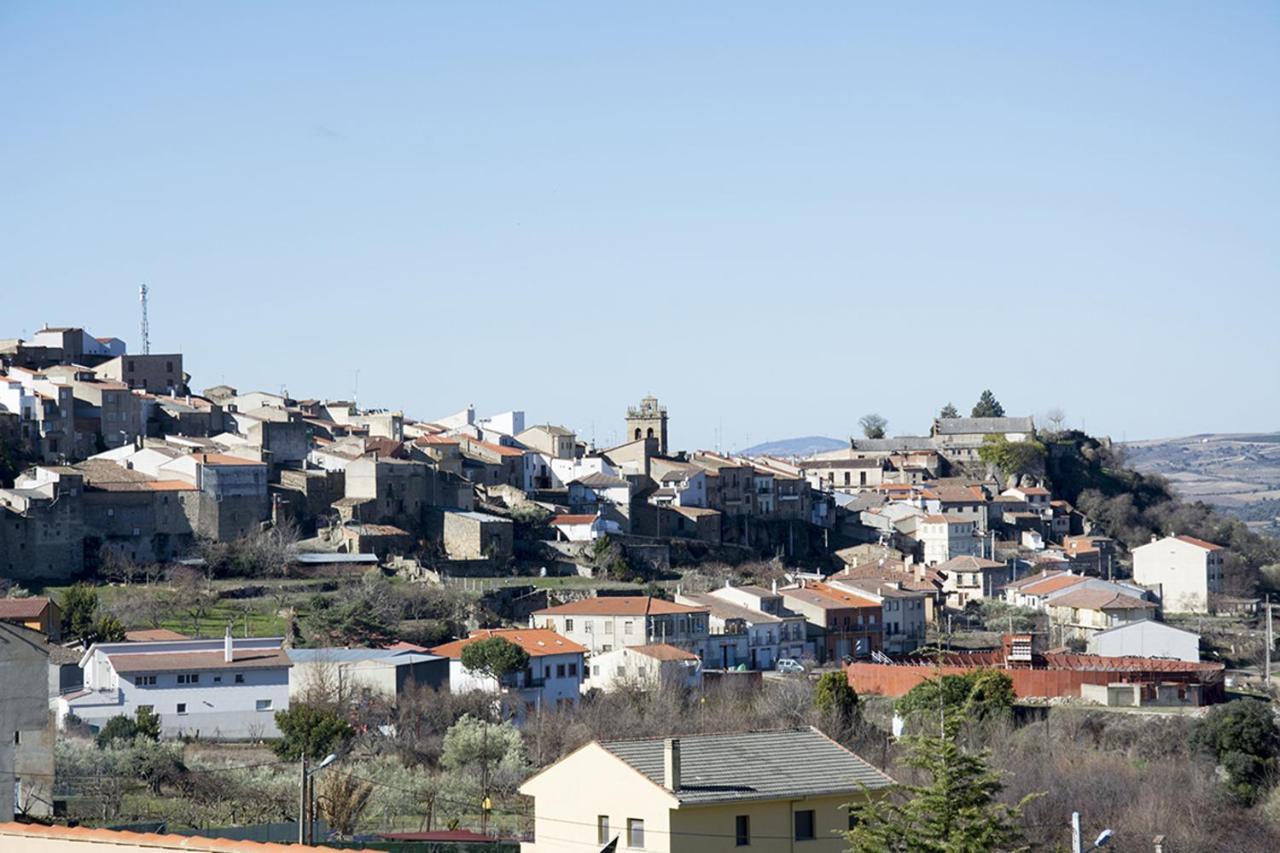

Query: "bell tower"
<box><xmin>625</xmin><ymin>395</ymin><xmax>669</xmax><ymax>454</ymax></box>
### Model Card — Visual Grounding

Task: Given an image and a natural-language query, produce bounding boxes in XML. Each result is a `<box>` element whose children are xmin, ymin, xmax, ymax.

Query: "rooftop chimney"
<box><xmin>663</xmin><ymin>738</ymin><xmax>681</xmax><ymax>792</ymax></box>
<box><xmin>224</xmin><ymin>624</ymin><xmax>234</xmax><ymax>663</ymax></box>
<box><xmin>771</xmin><ymin>578</ymin><xmax>777</xmax><ymax>594</ymax></box>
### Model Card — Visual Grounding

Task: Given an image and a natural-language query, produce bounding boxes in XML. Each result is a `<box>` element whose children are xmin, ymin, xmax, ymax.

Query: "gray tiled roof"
<box><xmin>934</xmin><ymin>417</ymin><xmax>1034</xmax><ymax>435</ymax></box>
<box><xmin>600</xmin><ymin>728</ymin><xmax>893</xmax><ymax>805</ymax></box>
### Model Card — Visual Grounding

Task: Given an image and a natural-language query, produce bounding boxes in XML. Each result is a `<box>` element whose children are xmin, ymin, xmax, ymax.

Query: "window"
<box><xmin>627</xmin><ymin>818</ymin><xmax>644</xmax><ymax>848</ymax></box>
<box><xmin>568</xmin><ymin>662</ymin><xmax>578</xmax><ymax>676</ymax></box>
<box><xmin>256</xmin><ymin>699</ymin><xmax>273</xmax><ymax>711</ymax></box>
<box><xmin>794</xmin><ymin>809</ymin><xmax>815</xmax><ymax>841</ymax></box>
<box><xmin>597</xmin><ymin>816</ymin><xmax>610</xmax><ymax>845</ymax></box>
<box><xmin>176</xmin><ymin>673</ymin><xmax>201</xmax><ymax>684</ymax></box>
<box><xmin>135</xmin><ymin>675</ymin><xmax>156</xmax><ymax>686</ymax></box>
<box><xmin>565</xmin><ymin>618</ymin><xmax>574</xmax><ymax>632</ymax></box>
<box><xmin>736</xmin><ymin>814</ymin><xmax>750</xmax><ymax>846</ymax></box>
<box><xmin>624</xmin><ymin>620</ymin><xmax>634</xmax><ymax>635</ymax></box>
<box><xmin>605</xmin><ymin>621</ymin><xmax>613</xmax><ymax>634</ymax></box>
<box><xmin>176</xmin><ymin>703</ymin><xmax>187</xmax><ymax>715</ymax></box>
<box><xmin>848</xmin><ymin>808</ymin><xmax>860</xmax><ymax>831</ymax></box>
<box><xmin>556</xmin><ymin>663</ymin><xmax>566</xmax><ymax>678</ymax></box>
<box><xmin>213</xmin><ymin>676</ymin><xmax>222</xmax><ymax>683</ymax></box>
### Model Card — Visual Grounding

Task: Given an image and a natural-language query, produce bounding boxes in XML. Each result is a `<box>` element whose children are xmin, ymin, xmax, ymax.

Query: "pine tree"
<box><xmin>845</xmin><ymin>715</ymin><xmax>1036</xmax><ymax>853</ymax></box>
<box><xmin>971</xmin><ymin>390</ymin><xmax>1006</xmax><ymax>419</ymax></box>
<box><xmin>939</xmin><ymin>403</ymin><xmax>959</xmax><ymax>419</ymax></box>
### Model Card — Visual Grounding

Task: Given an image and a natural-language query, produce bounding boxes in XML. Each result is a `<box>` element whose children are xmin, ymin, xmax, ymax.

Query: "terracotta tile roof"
<box><xmin>782</xmin><ymin>582</ymin><xmax>880</xmax><ymax>610</ymax></box>
<box><xmin>0</xmin><ymin>597</ymin><xmax>52</xmax><ymax>620</ymax></box>
<box><xmin>416</xmin><ymin>434</ymin><xmax>461</xmax><ymax>446</ymax></box>
<box><xmin>431</xmin><ymin>628</ymin><xmax>586</xmax><ymax>659</ymax></box>
<box><xmin>146</xmin><ymin>480</ymin><xmax>198</xmax><ymax>491</ymax></box>
<box><xmin>108</xmin><ymin>647</ymin><xmax>291</xmax><ymax>674</ymax></box>
<box><xmin>1048</xmin><ymin>589</ymin><xmax>1156</xmax><ymax>611</ymax></box>
<box><xmin>534</xmin><ymin>596</ymin><xmax>707</xmax><ymax>617</ymax></box>
<box><xmin>1174</xmin><ymin>534</ymin><xmax>1224</xmax><ymax>551</ymax></box>
<box><xmin>935</xmin><ymin>556</ymin><xmax>1006</xmax><ymax>573</ymax></box>
<box><xmin>1020</xmin><ymin>573</ymin><xmax>1087</xmax><ymax>596</ymax></box>
<box><xmin>194</xmin><ymin>453</ymin><xmax>266</xmax><ymax>467</ymax></box>
<box><xmin>629</xmin><ymin>643</ymin><xmax>700</xmax><ymax>661</ymax></box>
<box><xmin>550</xmin><ymin>514</ymin><xmax>598</xmax><ymax>525</ymax></box>
<box><xmin>0</xmin><ymin>822</ymin><xmax>380</xmax><ymax>852</ymax></box>
<box><xmin>922</xmin><ymin>514</ymin><xmax>974</xmax><ymax>525</ymax></box>
<box><xmin>467</xmin><ymin>438</ymin><xmax>526</xmax><ymax>458</ymax></box>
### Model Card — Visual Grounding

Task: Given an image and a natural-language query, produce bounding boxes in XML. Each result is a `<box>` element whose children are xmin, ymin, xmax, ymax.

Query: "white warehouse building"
<box><xmin>56</xmin><ymin>630</ymin><xmax>291</xmax><ymax>740</ymax></box>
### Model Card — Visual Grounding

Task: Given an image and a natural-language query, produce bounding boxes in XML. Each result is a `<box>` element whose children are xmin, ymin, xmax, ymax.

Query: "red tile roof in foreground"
<box><xmin>431</xmin><ymin>627</ymin><xmax>586</xmax><ymax>659</ymax></box>
<box><xmin>0</xmin><ymin>822</ymin><xmax>381</xmax><ymax>852</ymax></box>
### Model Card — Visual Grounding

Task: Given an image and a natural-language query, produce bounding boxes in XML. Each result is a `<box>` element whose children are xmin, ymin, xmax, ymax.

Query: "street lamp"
<box><xmin>1071</xmin><ymin>812</ymin><xmax>1114</xmax><ymax>853</ymax></box>
<box><xmin>298</xmin><ymin>753</ymin><xmax>339</xmax><ymax>845</ymax></box>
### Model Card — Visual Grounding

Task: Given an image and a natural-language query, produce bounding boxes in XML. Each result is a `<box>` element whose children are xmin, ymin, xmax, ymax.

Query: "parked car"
<box><xmin>776</xmin><ymin>658</ymin><xmax>805</xmax><ymax>674</ymax></box>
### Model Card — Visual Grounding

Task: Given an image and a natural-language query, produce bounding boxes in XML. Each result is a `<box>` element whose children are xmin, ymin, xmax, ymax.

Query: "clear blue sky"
<box><xmin>3</xmin><ymin>3</ymin><xmax>1277</xmax><ymax>450</ymax></box>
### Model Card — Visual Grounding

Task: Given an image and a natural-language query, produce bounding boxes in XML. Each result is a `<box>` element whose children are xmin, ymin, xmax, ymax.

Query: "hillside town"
<box><xmin>3</xmin><ymin>321</ymin><xmax>1278</xmax><ymax>853</ymax></box>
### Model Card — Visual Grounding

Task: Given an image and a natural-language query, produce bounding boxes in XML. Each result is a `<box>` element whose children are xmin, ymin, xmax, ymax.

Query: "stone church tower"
<box><xmin>625</xmin><ymin>395</ymin><xmax>669</xmax><ymax>454</ymax></box>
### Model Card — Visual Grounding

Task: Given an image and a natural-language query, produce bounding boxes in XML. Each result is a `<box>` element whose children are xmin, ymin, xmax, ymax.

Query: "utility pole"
<box><xmin>1259</xmin><ymin>594</ymin><xmax>1269</xmax><ymax>686</ymax></box>
<box><xmin>298</xmin><ymin>754</ymin><xmax>309</xmax><ymax>845</ymax></box>
<box><xmin>1071</xmin><ymin>811</ymin><xmax>1082</xmax><ymax>853</ymax></box>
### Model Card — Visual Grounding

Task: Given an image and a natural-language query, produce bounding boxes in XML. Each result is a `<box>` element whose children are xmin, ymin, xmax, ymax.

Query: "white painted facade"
<box><xmin>58</xmin><ymin>635</ymin><xmax>289</xmax><ymax>740</ymax></box>
<box><xmin>1132</xmin><ymin>535</ymin><xmax>1224</xmax><ymax>614</ymax></box>
<box><xmin>586</xmin><ymin>646</ymin><xmax>702</xmax><ymax>693</ymax></box>
<box><xmin>919</xmin><ymin>516</ymin><xmax>978</xmax><ymax>565</ymax></box>
<box><xmin>1088</xmin><ymin>620</ymin><xmax>1200</xmax><ymax>662</ymax></box>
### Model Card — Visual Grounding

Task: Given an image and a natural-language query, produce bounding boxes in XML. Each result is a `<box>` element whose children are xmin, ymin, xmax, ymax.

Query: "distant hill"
<box><xmin>1122</xmin><ymin>431</ymin><xmax>1280</xmax><ymax>532</ymax></box>
<box><xmin>738</xmin><ymin>435</ymin><xmax>845</xmax><ymax>458</ymax></box>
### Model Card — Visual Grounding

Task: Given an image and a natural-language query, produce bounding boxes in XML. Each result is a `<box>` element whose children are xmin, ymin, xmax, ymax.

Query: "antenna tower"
<box><xmin>139</xmin><ymin>284</ymin><xmax>151</xmax><ymax>355</ymax></box>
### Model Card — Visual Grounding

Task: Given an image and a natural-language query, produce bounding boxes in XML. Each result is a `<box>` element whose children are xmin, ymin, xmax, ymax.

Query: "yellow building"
<box><xmin>519</xmin><ymin>728</ymin><xmax>893</xmax><ymax>852</ymax></box>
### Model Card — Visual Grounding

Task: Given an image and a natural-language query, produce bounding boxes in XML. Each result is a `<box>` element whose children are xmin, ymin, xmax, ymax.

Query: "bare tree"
<box><xmin>859</xmin><ymin>413</ymin><xmax>888</xmax><ymax>440</ymax></box>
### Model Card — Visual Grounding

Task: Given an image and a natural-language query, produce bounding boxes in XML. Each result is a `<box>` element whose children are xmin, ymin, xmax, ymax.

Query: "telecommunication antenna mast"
<box><xmin>139</xmin><ymin>284</ymin><xmax>151</xmax><ymax>355</ymax></box>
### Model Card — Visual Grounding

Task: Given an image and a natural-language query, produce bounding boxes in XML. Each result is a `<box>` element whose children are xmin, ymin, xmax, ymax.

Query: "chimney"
<box><xmin>224</xmin><ymin>624</ymin><xmax>234</xmax><ymax>663</ymax></box>
<box><xmin>663</xmin><ymin>738</ymin><xmax>681</xmax><ymax>792</ymax></box>
<box><xmin>771</xmin><ymin>578</ymin><xmax>777</xmax><ymax>594</ymax></box>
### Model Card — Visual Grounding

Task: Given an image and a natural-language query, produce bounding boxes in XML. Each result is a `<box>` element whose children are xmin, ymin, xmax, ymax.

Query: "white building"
<box><xmin>287</xmin><ymin>647</ymin><xmax>448</xmax><ymax>703</ymax></box>
<box><xmin>1088</xmin><ymin>620</ymin><xmax>1200</xmax><ymax>662</ymax></box>
<box><xmin>549</xmin><ymin>513</ymin><xmax>622</xmax><ymax>543</ymax></box>
<box><xmin>1132</xmin><ymin>534</ymin><xmax>1225</xmax><ymax>614</ymax></box>
<box><xmin>57</xmin><ymin>631</ymin><xmax>290</xmax><ymax>739</ymax></box>
<box><xmin>431</xmin><ymin>628</ymin><xmax>586</xmax><ymax>720</ymax></box>
<box><xmin>679</xmin><ymin>586</ymin><xmax>808</xmax><ymax>669</ymax></box>
<box><xmin>532</xmin><ymin>596</ymin><xmax>710</xmax><ymax>659</ymax></box>
<box><xmin>586</xmin><ymin>644</ymin><xmax>702</xmax><ymax>693</ymax></box>
<box><xmin>918</xmin><ymin>515</ymin><xmax>979</xmax><ymax>565</ymax></box>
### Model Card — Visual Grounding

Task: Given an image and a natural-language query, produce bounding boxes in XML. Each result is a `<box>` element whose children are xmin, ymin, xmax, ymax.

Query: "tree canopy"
<box><xmin>61</xmin><ymin>584</ymin><xmax>100</xmax><ymax>642</ymax></box>
<box><xmin>1191</xmin><ymin>699</ymin><xmax>1280</xmax><ymax>805</ymax></box>
<box><xmin>814</xmin><ymin>671</ymin><xmax>860</xmax><ymax>725</ymax></box>
<box><xmin>461</xmin><ymin>636</ymin><xmax>530</xmax><ymax>681</ymax></box>
<box><xmin>971</xmin><ymin>390</ymin><xmax>1006</xmax><ymax>419</ymax></box>
<box><xmin>896</xmin><ymin>670</ymin><xmax>1015</xmax><ymax>725</ymax></box>
<box><xmin>978</xmin><ymin>435</ymin><xmax>1047</xmax><ymax>479</ymax></box>
<box><xmin>271</xmin><ymin>703</ymin><xmax>354</xmax><ymax>761</ymax></box>
<box><xmin>859</xmin><ymin>414</ymin><xmax>888</xmax><ymax>440</ymax></box>
<box><xmin>939</xmin><ymin>403</ymin><xmax>959</xmax><ymax>419</ymax></box>
<box><xmin>845</xmin><ymin>715</ymin><xmax>1037</xmax><ymax>853</ymax></box>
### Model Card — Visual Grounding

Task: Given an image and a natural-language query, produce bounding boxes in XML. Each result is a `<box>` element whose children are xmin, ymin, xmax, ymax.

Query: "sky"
<box><xmin>2</xmin><ymin>3</ymin><xmax>1277</xmax><ymax>451</ymax></box>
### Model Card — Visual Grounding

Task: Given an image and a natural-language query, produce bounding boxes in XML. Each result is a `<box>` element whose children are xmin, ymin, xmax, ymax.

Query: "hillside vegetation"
<box><xmin>1045</xmin><ymin>430</ymin><xmax>1280</xmax><ymax>596</ymax></box>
